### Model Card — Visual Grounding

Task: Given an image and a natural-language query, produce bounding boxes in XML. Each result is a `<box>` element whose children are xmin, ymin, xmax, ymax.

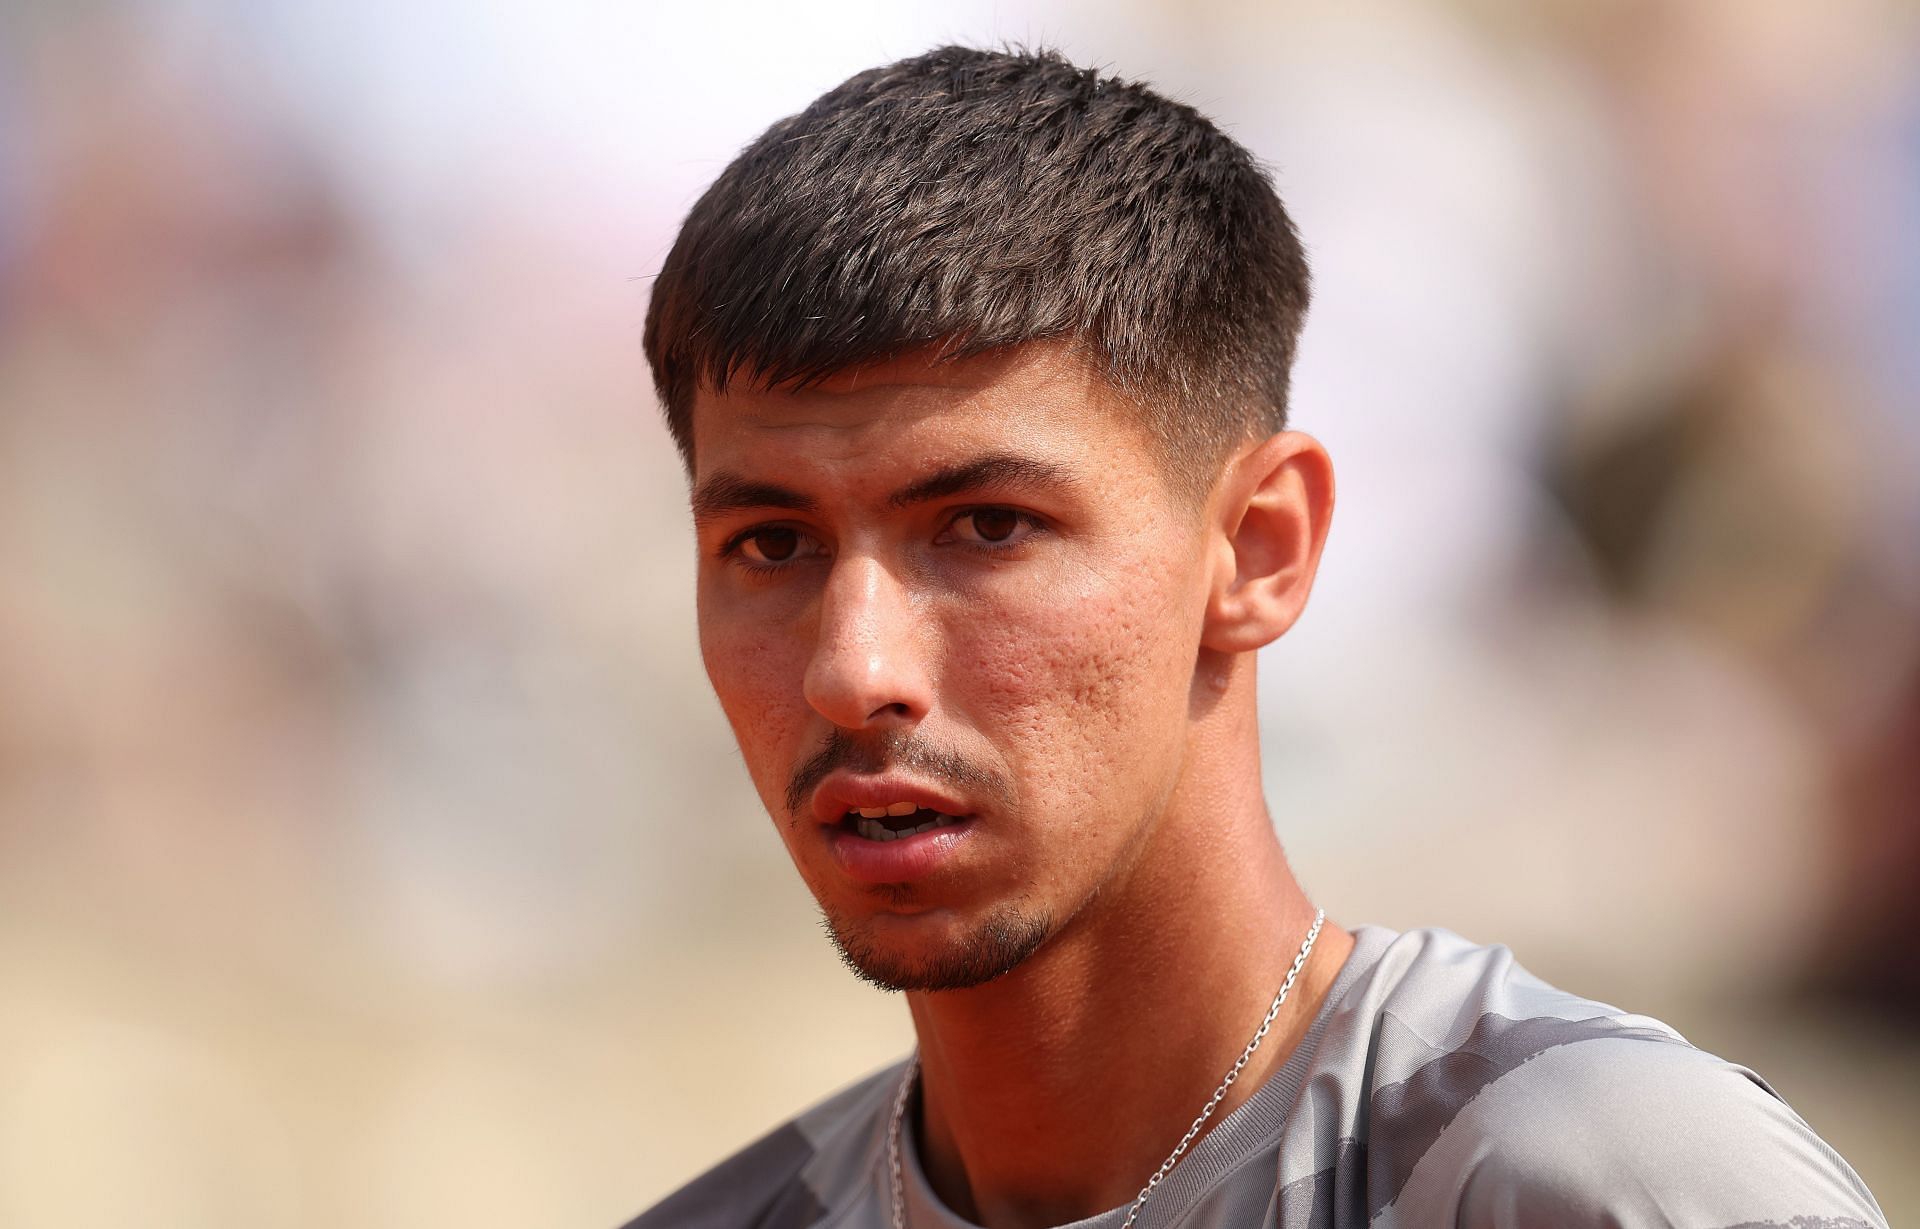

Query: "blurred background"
<box><xmin>0</xmin><ymin>0</ymin><xmax>1915</xmax><ymax>1225</ymax></box>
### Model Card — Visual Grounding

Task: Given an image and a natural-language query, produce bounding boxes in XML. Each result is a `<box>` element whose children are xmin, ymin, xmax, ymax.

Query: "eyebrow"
<box><xmin>886</xmin><ymin>453</ymin><xmax>1075</xmax><ymax>509</ymax></box>
<box><xmin>690</xmin><ymin>453</ymin><xmax>1075</xmax><ymax>526</ymax></box>
<box><xmin>690</xmin><ymin>474</ymin><xmax>819</xmax><ymax>525</ymax></box>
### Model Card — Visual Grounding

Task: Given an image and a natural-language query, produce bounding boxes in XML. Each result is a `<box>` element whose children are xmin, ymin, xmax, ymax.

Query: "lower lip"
<box><xmin>826</xmin><ymin>818</ymin><xmax>975</xmax><ymax>884</ymax></box>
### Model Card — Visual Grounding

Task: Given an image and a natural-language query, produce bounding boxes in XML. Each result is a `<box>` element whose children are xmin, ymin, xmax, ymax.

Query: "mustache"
<box><xmin>784</xmin><ymin>728</ymin><xmax>1013</xmax><ymax>818</ymax></box>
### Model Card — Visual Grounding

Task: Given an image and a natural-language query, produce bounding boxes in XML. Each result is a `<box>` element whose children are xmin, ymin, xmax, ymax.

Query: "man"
<box><xmin>628</xmin><ymin>45</ymin><xmax>1887</xmax><ymax>1229</ymax></box>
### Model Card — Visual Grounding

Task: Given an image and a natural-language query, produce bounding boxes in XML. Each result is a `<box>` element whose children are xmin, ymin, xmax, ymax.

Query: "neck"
<box><xmin>901</xmin><ymin>655</ymin><xmax>1356</xmax><ymax>1229</ymax></box>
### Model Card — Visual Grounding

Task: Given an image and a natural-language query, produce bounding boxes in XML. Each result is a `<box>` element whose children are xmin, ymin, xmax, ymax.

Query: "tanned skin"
<box><xmin>690</xmin><ymin>340</ymin><xmax>1352</xmax><ymax>1229</ymax></box>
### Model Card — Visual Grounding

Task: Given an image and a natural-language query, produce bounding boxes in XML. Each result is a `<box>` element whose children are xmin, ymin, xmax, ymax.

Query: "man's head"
<box><xmin>650</xmin><ymin>48</ymin><xmax>1330</xmax><ymax>994</ymax></box>
<box><xmin>645</xmin><ymin>45</ymin><xmax>1311</xmax><ymax>495</ymax></box>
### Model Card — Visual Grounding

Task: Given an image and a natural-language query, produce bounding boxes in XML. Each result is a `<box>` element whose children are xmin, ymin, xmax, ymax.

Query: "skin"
<box><xmin>690</xmin><ymin>340</ymin><xmax>1353</xmax><ymax>1229</ymax></box>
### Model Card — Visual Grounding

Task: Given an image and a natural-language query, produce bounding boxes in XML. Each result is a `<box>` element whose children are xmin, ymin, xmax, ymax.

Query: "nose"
<box><xmin>803</xmin><ymin>554</ymin><xmax>931</xmax><ymax>731</ymax></box>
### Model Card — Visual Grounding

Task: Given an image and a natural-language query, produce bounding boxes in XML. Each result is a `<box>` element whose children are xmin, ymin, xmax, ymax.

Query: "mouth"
<box><xmin>810</xmin><ymin>773</ymin><xmax>974</xmax><ymax>830</ymax></box>
<box><xmin>811</xmin><ymin>777</ymin><xmax>979</xmax><ymax>884</ymax></box>
<box><xmin>838</xmin><ymin>805</ymin><xmax>967</xmax><ymax>843</ymax></box>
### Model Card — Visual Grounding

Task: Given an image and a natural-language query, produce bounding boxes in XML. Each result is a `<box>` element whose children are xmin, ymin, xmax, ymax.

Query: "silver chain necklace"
<box><xmin>886</xmin><ymin>908</ymin><xmax>1326</xmax><ymax>1229</ymax></box>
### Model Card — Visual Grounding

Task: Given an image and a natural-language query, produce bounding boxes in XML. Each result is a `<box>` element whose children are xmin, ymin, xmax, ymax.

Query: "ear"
<box><xmin>1200</xmin><ymin>431</ymin><xmax>1335</xmax><ymax>654</ymax></box>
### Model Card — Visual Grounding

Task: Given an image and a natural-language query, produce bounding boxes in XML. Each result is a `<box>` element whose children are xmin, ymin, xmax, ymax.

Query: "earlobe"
<box><xmin>1200</xmin><ymin>432</ymin><xmax>1335</xmax><ymax>654</ymax></box>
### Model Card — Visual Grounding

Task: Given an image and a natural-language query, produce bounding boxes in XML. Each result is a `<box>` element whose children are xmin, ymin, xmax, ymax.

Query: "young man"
<box><xmin>629</xmin><ymin>46</ymin><xmax>1886</xmax><ymax>1229</ymax></box>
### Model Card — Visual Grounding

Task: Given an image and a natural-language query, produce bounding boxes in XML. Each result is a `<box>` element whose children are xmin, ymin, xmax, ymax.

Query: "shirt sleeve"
<box><xmin>1435</xmin><ymin>1036</ymin><xmax>1888</xmax><ymax>1229</ymax></box>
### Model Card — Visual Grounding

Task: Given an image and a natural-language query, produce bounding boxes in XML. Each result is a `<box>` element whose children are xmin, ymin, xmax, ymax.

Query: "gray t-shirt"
<box><xmin>625</xmin><ymin>924</ymin><xmax>1888</xmax><ymax>1228</ymax></box>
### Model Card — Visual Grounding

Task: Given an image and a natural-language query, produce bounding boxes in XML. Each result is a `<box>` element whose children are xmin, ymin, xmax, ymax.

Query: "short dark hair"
<box><xmin>644</xmin><ymin>45</ymin><xmax>1311</xmax><ymax>491</ymax></box>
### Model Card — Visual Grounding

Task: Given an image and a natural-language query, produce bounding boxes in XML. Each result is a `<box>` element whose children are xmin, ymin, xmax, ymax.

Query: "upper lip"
<box><xmin>810</xmin><ymin>772</ymin><xmax>974</xmax><ymax>826</ymax></box>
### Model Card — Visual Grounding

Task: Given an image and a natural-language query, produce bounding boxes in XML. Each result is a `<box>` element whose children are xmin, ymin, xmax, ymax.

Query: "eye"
<box><xmin>726</xmin><ymin>525</ymin><xmax>824</xmax><ymax>568</ymax></box>
<box><xmin>943</xmin><ymin>507</ymin><xmax>1042</xmax><ymax>549</ymax></box>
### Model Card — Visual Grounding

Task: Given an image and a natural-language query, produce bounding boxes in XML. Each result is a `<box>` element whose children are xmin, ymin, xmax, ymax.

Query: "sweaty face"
<box><xmin>690</xmin><ymin>345</ymin><xmax>1215</xmax><ymax>992</ymax></box>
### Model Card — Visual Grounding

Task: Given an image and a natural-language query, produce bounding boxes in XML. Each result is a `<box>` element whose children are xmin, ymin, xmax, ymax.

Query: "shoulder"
<box><xmin>1337</xmin><ymin>927</ymin><xmax>1887</xmax><ymax>1228</ymax></box>
<box><xmin>1435</xmin><ymin>1037</ymin><xmax>1886</xmax><ymax>1227</ymax></box>
<box><xmin>619</xmin><ymin>1061</ymin><xmax>903</xmax><ymax>1229</ymax></box>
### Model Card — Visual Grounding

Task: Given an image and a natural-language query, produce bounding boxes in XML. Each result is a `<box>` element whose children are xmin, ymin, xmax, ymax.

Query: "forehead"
<box><xmin>687</xmin><ymin>344</ymin><xmax>1161</xmax><ymax>479</ymax></box>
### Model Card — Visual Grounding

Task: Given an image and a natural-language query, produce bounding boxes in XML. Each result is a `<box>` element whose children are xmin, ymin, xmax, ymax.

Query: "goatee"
<box><xmin>819</xmin><ymin>906</ymin><xmax>1053</xmax><ymax>993</ymax></box>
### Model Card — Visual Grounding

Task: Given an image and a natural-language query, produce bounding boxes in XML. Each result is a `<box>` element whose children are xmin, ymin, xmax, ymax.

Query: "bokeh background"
<box><xmin>1</xmin><ymin>1</ymin><xmax>1916</xmax><ymax>1225</ymax></box>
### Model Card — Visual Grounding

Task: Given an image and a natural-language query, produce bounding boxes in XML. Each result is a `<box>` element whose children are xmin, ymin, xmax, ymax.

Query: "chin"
<box><xmin>820</xmin><ymin>904</ymin><xmax>1054</xmax><ymax>993</ymax></box>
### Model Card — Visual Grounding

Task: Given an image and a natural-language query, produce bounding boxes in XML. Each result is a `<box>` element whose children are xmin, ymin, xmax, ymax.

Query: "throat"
<box><xmin>902</xmin><ymin>912</ymin><xmax>1348</xmax><ymax>1229</ymax></box>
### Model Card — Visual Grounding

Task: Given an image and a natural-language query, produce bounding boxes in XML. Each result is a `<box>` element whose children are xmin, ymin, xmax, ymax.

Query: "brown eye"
<box><xmin>947</xmin><ymin>507</ymin><xmax>1037</xmax><ymax>549</ymax></box>
<box><xmin>740</xmin><ymin>527</ymin><xmax>800</xmax><ymax>563</ymax></box>
<box><xmin>970</xmin><ymin>509</ymin><xmax>1019</xmax><ymax>542</ymax></box>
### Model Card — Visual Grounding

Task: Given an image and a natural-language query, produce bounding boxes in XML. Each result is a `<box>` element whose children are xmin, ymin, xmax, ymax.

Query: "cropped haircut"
<box><xmin>644</xmin><ymin>45</ymin><xmax>1311</xmax><ymax>494</ymax></box>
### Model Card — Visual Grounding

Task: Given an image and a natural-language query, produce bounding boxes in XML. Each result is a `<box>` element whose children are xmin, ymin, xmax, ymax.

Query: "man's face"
<box><xmin>689</xmin><ymin>344</ymin><xmax>1217</xmax><ymax>991</ymax></box>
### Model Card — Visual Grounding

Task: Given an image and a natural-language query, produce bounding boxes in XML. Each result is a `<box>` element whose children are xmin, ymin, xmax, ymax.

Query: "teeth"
<box><xmin>852</xmin><ymin>801</ymin><xmax>926</xmax><ymax>820</ymax></box>
<box><xmin>853</xmin><ymin>813</ymin><xmax>958</xmax><ymax>842</ymax></box>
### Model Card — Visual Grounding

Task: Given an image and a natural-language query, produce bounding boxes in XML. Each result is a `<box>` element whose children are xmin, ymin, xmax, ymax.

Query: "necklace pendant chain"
<box><xmin>887</xmin><ymin>908</ymin><xmax>1326</xmax><ymax>1229</ymax></box>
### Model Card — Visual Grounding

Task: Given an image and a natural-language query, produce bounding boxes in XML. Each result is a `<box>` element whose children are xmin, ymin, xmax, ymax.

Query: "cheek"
<box><xmin>951</xmin><ymin>552</ymin><xmax>1198</xmax><ymax>810</ymax></box>
<box><xmin>697</xmin><ymin>592</ymin><xmax>811</xmax><ymax>799</ymax></box>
